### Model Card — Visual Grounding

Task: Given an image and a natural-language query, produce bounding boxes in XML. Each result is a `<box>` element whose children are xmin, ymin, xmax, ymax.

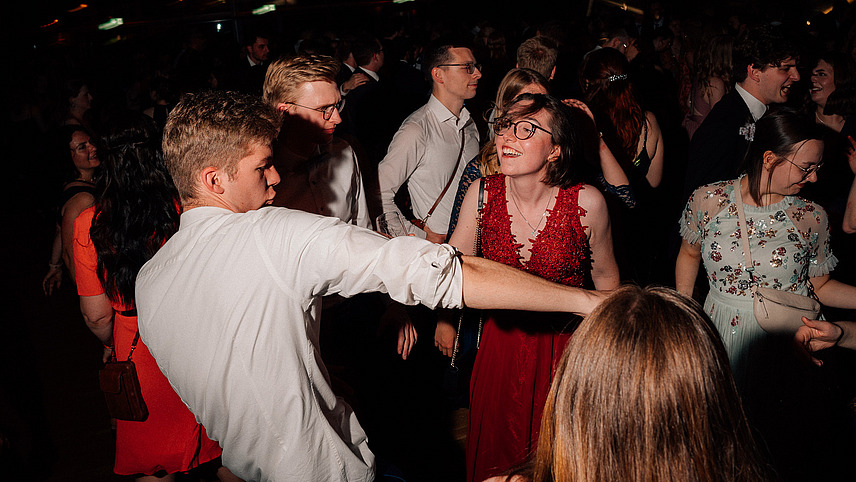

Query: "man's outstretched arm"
<box><xmin>459</xmin><ymin>255</ymin><xmax>607</xmax><ymax>316</ymax></box>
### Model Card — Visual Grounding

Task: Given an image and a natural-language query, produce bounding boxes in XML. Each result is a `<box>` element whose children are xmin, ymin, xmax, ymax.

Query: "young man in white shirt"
<box><xmin>378</xmin><ymin>44</ymin><xmax>482</xmax><ymax>243</ymax></box>
<box><xmin>263</xmin><ymin>53</ymin><xmax>371</xmax><ymax>227</ymax></box>
<box><xmin>135</xmin><ymin>90</ymin><xmax>604</xmax><ymax>482</ymax></box>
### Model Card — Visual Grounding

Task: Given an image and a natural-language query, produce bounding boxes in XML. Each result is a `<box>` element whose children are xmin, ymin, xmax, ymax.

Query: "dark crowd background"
<box><xmin>3</xmin><ymin>0</ymin><xmax>856</xmax><ymax>480</ymax></box>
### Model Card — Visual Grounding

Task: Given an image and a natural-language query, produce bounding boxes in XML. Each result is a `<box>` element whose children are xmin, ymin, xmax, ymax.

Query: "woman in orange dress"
<box><xmin>73</xmin><ymin>114</ymin><xmax>238</xmax><ymax>481</ymax></box>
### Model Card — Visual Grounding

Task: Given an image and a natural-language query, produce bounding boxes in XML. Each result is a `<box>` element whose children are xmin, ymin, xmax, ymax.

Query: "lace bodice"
<box><xmin>480</xmin><ymin>174</ymin><xmax>589</xmax><ymax>286</ymax></box>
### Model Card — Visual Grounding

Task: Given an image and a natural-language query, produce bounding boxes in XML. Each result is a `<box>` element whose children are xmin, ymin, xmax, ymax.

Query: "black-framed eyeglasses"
<box><xmin>286</xmin><ymin>98</ymin><xmax>346</xmax><ymax>120</ymax></box>
<box><xmin>437</xmin><ymin>62</ymin><xmax>482</xmax><ymax>74</ymax></box>
<box><xmin>782</xmin><ymin>156</ymin><xmax>823</xmax><ymax>179</ymax></box>
<box><xmin>490</xmin><ymin>118</ymin><xmax>553</xmax><ymax>140</ymax></box>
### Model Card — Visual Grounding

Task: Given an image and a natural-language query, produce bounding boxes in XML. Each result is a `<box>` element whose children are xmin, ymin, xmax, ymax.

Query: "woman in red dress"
<box><xmin>449</xmin><ymin>93</ymin><xmax>620</xmax><ymax>482</ymax></box>
<box><xmin>73</xmin><ymin>115</ymin><xmax>239</xmax><ymax>481</ymax></box>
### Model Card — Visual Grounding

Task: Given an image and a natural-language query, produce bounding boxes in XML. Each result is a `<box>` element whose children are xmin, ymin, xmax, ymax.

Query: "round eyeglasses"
<box><xmin>491</xmin><ymin>118</ymin><xmax>553</xmax><ymax>140</ymax></box>
<box><xmin>436</xmin><ymin>62</ymin><xmax>482</xmax><ymax>75</ymax></box>
<box><xmin>286</xmin><ymin>98</ymin><xmax>346</xmax><ymax>120</ymax></box>
<box><xmin>781</xmin><ymin>156</ymin><xmax>822</xmax><ymax>180</ymax></box>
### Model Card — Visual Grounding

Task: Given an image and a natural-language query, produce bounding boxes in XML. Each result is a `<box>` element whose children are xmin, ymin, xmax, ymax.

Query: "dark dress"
<box><xmin>466</xmin><ymin>174</ymin><xmax>589</xmax><ymax>482</ymax></box>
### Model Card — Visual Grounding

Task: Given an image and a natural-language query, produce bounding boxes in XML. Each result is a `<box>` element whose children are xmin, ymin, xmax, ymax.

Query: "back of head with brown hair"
<box><xmin>532</xmin><ymin>285</ymin><xmax>769</xmax><ymax>482</ymax></box>
<box><xmin>516</xmin><ymin>36</ymin><xmax>558</xmax><ymax>80</ymax></box>
<box><xmin>262</xmin><ymin>53</ymin><xmax>341</xmax><ymax>108</ymax></box>
<box><xmin>162</xmin><ymin>90</ymin><xmax>281</xmax><ymax>203</ymax></box>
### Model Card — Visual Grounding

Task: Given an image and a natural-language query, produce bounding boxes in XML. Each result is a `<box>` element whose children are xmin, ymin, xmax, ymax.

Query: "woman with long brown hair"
<box><xmin>683</xmin><ymin>34</ymin><xmax>733</xmax><ymax>139</ymax></box>
<box><xmin>489</xmin><ymin>285</ymin><xmax>769</xmax><ymax>482</ymax></box>
<box><xmin>580</xmin><ymin>47</ymin><xmax>666</xmax><ymax>284</ymax></box>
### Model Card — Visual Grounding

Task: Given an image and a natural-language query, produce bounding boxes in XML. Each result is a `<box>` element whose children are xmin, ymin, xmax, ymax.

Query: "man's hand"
<box><xmin>434</xmin><ymin>319</ymin><xmax>457</xmax><ymax>357</ymax></box>
<box><xmin>341</xmin><ymin>73</ymin><xmax>369</xmax><ymax>94</ymax></box>
<box><xmin>795</xmin><ymin>317</ymin><xmax>843</xmax><ymax>366</ymax></box>
<box><xmin>397</xmin><ymin>321</ymin><xmax>418</xmax><ymax>360</ymax></box>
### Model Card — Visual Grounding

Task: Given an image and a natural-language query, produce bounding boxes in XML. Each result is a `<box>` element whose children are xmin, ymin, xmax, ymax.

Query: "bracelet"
<box><xmin>833</xmin><ymin>322</ymin><xmax>845</xmax><ymax>346</ymax></box>
<box><xmin>48</xmin><ymin>262</ymin><xmax>62</xmax><ymax>269</ymax></box>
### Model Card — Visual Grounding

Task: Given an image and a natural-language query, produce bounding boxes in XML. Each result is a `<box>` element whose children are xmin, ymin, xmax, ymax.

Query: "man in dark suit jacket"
<box><xmin>337</xmin><ymin>35</ymin><xmax>393</xmax><ymax>166</ymax></box>
<box><xmin>227</xmin><ymin>31</ymin><xmax>271</xmax><ymax>97</ymax></box>
<box><xmin>684</xmin><ymin>25</ymin><xmax>800</xmax><ymax>199</ymax></box>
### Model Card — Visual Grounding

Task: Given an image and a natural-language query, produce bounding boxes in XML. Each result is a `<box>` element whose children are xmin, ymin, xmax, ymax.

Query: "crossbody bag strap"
<box><xmin>127</xmin><ymin>330</ymin><xmax>141</xmax><ymax>362</ymax></box>
<box><xmin>419</xmin><ymin>128</ymin><xmax>467</xmax><ymax>227</ymax></box>
<box><xmin>450</xmin><ymin>177</ymin><xmax>486</xmax><ymax>367</ymax></box>
<box><xmin>733</xmin><ymin>178</ymin><xmax>756</xmax><ymax>288</ymax></box>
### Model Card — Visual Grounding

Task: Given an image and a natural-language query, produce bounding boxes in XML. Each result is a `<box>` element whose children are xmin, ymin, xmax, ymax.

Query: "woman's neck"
<box><xmin>507</xmin><ymin>175</ymin><xmax>555</xmax><ymax>208</ymax></box>
<box><xmin>69</xmin><ymin>106</ymin><xmax>87</xmax><ymax>122</ymax></box>
<box><xmin>76</xmin><ymin>168</ymin><xmax>95</xmax><ymax>183</ymax></box>
<box><xmin>815</xmin><ymin>105</ymin><xmax>845</xmax><ymax>133</ymax></box>
<box><xmin>741</xmin><ymin>175</ymin><xmax>783</xmax><ymax>207</ymax></box>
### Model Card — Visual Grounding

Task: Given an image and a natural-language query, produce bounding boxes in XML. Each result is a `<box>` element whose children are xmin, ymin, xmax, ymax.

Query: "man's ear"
<box><xmin>747</xmin><ymin>63</ymin><xmax>763</xmax><ymax>83</ymax></box>
<box><xmin>431</xmin><ymin>67</ymin><xmax>444</xmax><ymax>85</ymax></box>
<box><xmin>277</xmin><ymin>103</ymin><xmax>290</xmax><ymax>113</ymax></box>
<box><xmin>201</xmin><ymin>166</ymin><xmax>226</xmax><ymax>195</ymax></box>
<box><xmin>549</xmin><ymin>65</ymin><xmax>556</xmax><ymax>81</ymax></box>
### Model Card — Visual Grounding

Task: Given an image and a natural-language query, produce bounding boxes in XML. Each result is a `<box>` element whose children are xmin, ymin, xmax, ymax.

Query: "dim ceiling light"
<box><xmin>98</xmin><ymin>18</ymin><xmax>124</xmax><ymax>30</ymax></box>
<box><xmin>252</xmin><ymin>4</ymin><xmax>276</xmax><ymax>14</ymax></box>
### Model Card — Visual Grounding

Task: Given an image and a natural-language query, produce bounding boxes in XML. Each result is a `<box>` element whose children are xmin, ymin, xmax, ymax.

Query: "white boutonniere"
<box><xmin>738</xmin><ymin>122</ymin><xmax>755</xmax><ymax>141</ymax></box>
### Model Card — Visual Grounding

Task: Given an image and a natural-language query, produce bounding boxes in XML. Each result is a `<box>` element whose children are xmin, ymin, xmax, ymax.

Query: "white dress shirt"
<box><xmin>378</xmin><ymin>94</ymin><xmax>479</xmax><ymax>236</ymax></box>
<box><xmin>735</xmin><ymin>83</ymin><xmax>768</xmax><ymax>121</ymax></box>
<box><xmin>273</xmin><ymin>137</ymin><xmax>371</xmax><ymax>228</ymax></box>
<box><xmin>136</xmin><ymin>206</ymin><xmax>464</xmax><ymax>482</ymax></box>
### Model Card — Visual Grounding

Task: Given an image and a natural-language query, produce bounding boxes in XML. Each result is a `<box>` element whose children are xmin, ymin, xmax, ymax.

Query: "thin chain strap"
<box><xmin>450</xmin><ymin>177</ymin><xmax>485</xmax><ymax>368</ymax></box>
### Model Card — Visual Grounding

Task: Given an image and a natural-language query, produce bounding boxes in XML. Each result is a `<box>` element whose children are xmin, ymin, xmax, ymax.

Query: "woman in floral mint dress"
<box><xmin>676</xmin><ymin>107</ymin><xmax>856</xmax><ymax>479</ymax></box>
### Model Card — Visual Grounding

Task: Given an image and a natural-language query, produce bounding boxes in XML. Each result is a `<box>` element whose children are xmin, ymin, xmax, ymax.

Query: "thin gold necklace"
<box><xmin>509</xmin><ymin>184</ymin><xmax>554</xmax><ymax>237</ymax></box>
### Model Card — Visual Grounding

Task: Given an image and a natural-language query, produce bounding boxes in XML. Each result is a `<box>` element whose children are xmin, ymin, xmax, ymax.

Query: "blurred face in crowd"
<box><xmin>810</xmin><ymin>59</ymin><xmax>835</xmax><ymax>108</ymax></box>
<box><xmin>249</xmin><ymin>37</ymin><xmax>271</xmax><ymax>64</ymax></box>
<box><xmin>281</xmin><ymin>80</ymin><xmax>342</xmax><ymax>145</ymax></box>
<box><xmin>766</xmin><ymin>139</ymin><xmax>823</xmax><ymax>198</ymax></box>
<box><xmin>754</xmin><ymin>57</ymin><xmax>800</xmax><ymax>104</ymax></box>
<box><xmin>70</xmin><ymin>85</ymin><xmax>92</xmax><ymax>111</ymax></box>
<box><xmin>436</xmin><ymin>48</ymin><xmax>481</xmax><ymax>101</ymax></box>
<box><xmin>221</xmin><ymin>143</ymin><xmax>280</xmax><ymax>212</ymax></box>
<box><xmin>69</xmin><ymin>131</ymin><xmax>99</xmax><ymax>174</ymax></box>
<box><xmin>495</xmin><ymin>104</ymin><xmax>560</xmax><ymax>180</ymax></box>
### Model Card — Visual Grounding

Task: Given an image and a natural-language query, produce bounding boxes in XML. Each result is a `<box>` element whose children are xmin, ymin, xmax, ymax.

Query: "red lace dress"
<box><xmin>466</xmin><ymin>174</ymin><xmax>589</xmax><ymax>482</ymax></box>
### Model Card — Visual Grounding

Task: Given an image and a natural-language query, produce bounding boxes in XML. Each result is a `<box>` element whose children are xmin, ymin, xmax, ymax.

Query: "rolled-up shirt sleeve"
<box><xmin>260</xmin><ymin>210</ymin><xmax>463</xmax><ymax>310</ymax></box>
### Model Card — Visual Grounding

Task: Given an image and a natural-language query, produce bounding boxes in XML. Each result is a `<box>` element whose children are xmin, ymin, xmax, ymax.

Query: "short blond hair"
<box><xmin>162</xmin><ymin>90</ymin><xmax>281</xmax><ymax>202</ymax></box>
<box><xmin>262</xmin><ymin>54</ymin><xmax>340</xmax><ymax>107</ymax></box>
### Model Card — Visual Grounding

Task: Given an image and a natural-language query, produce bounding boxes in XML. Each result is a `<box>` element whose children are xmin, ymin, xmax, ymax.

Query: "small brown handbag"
<box><xmin>733</xmin><ymin>181</ymin><xmax>821</xmax><ymax>334</ymax></box>
<box><xmin>99</xmin><ymin>330</ymin><xmax>149</xmax><ymax>421</ymax></box>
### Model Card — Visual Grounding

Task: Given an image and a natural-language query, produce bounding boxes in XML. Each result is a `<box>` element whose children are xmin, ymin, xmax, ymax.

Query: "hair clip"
<box><xmin>608</xmin><ymin>74</ymin><xmax>628</xmax><ymax>82</ymax></box>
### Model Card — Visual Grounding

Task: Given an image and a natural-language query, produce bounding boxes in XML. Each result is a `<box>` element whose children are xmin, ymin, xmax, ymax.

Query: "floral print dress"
<box><xmin>680</xmin><ymin>177</ymin><xmax>837</xmax><ymax>387</ymax></box>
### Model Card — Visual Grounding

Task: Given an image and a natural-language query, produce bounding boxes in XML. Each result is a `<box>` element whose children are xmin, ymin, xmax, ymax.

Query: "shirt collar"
<box><xmin>735</xmin><ymin>83</ymin><xmax>768</xmax><ymax>121</ymax></box>
<box><xmin>247</xmin><ymin>55</ymin><xmax>261</xmax><ymax>67</ymax></box>
<box><xmin>427</xmin><ymin>94</ymin><xmax>472</xmax><ymax>128</ymax></box>
<box><xmin>360</xmin><ymin>67</ymin><xmax>379</xmax><ymax>82</ymax></box>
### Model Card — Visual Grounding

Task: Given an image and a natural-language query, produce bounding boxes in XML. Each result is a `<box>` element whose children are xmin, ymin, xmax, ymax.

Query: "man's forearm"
<box><xmin>460</xmin><ymin>255</ymin><xmax>604</xmax><ymax>315</ymax></box>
